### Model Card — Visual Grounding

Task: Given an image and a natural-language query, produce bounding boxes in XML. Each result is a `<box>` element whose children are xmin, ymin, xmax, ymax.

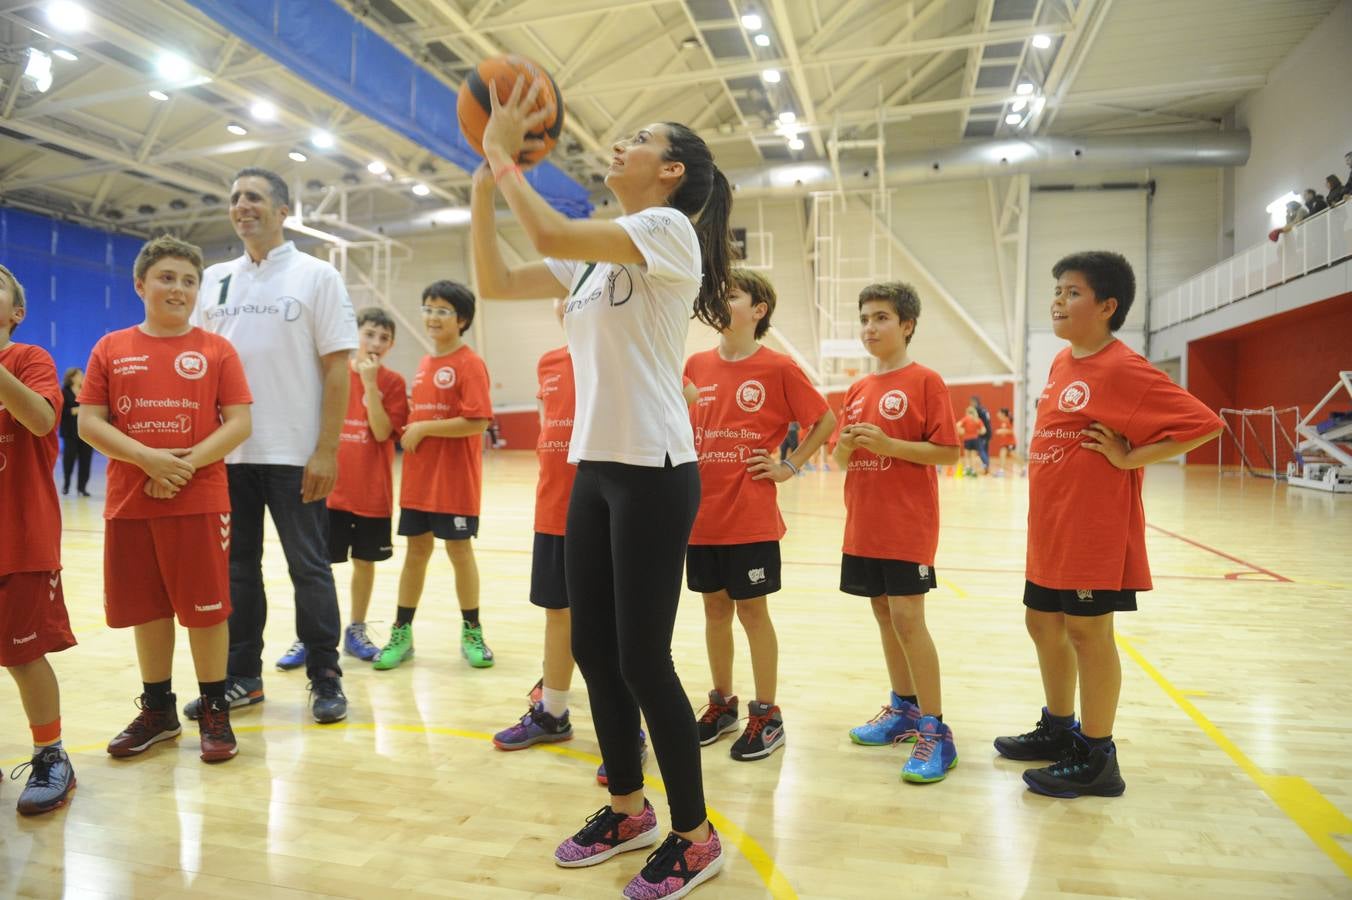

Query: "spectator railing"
<box><xmin>1153</xmin><ymin>201</ymin><xmax>1352</xmax><ymax>332</ymax></box>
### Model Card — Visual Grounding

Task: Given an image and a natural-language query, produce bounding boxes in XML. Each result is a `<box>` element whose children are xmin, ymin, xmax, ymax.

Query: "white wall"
<box><xmin>1232</xmin><ymin>0</ymin><xmax>1352</xmax><ymax>248</ymax></box>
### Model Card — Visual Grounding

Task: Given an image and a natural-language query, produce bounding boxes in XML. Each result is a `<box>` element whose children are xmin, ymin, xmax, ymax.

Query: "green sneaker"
<box><xmin>373</xmin><ymin>623</ymin><xmax>414</xmax><ymax>670</ymax></box>
<box><xmin>461</xmin><ymin>621</ymin><xmax>494</xmax><ymax>668</ymax></box>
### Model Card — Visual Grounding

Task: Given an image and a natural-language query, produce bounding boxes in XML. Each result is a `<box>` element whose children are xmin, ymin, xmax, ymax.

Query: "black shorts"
<box><xmin>530</xmin><ymin>532</ymin><xmax>568</xmax><ymax>609</ymax></box>
<box><xmin>962</xmin><ymin>439</ymin><xmax>981</xmax><ymax>451</ymax></box>
<box><xmin>687</xmin><ymin>542</ymin><xmax>782</xmax><ymax>600</ymax></box>
<box><xmin>328</xmin><ymin>509</ymin><xmax>393</xmax><ymax>563</ymax></box>
<box><xmin>1023</xmin><ymin>580</ymin><xmax>1138</xmax><ymax>616</ymax></box>
<box><xmin>840</xmin><ymin>554</ymin><xmax>937</xmax><ymax>597</ymax></box>
<box><xmin>397</xmin><ymin>508</ymin><xmax>479</xmax><ymax>541</ymax></box>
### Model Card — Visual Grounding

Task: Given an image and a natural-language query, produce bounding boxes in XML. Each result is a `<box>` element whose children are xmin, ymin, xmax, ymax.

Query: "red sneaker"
<box><xmin>107</xmin><ymin>695</ymin><xmax>181</xmax><ymax>758</ymax></box>
<box><xmin>198</xmin><ymin>696</ymin><xmax>238</xmax><ymax>763</ymax></box>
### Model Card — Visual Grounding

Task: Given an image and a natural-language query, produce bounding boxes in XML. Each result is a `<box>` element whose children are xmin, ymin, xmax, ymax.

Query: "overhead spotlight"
<box><xmin>23</xmin><ymin>49</ymin><xmax>53</xmax><ymax>93</ymax></box>
<box><xmin>367</xmin><ymin>159</ymin><xmax>387</xmax><ymax>175</ymax></box>
<box><xmin>1011</xmin><ymin>98</ymin><xmax>1026</xmax><ymax>112</ymax></box>
<box><xmin>52</xmin><ymin>49</ymin><xmax>78</xmax><ymax>62</ymax></box>
<box><xmin>1005</xmin><ymin>113</ymin><xmax>1023</xmax><ymax>125</ymax></box>
<box><xmin>155</xmin><ymin>52</ymin><xmax>191</xmax><ymax>83</ymax></box>
<box><xmin>148</xmin><ymin>89</ymin><xmax>169</xmax><ymax>102</ymax></box>
<box><xmin>226</xmin><ymin>123</ymin><xmax>248</xmax><ymax>136</ymax></box>
<box><xmin>45</xmin><ymin>1</ymin><xmax>89</xmax><ymax>33</ymax></box>
<box><xmin>200</xmin><ymin>194</ymin><xmax>220</xmax><ymax>205</ymax></box>
<box><xmin>418</xmin><ymin>161</ymin><xmax>437</xmax><ymax>175</ymax></box>
<box><xmin>341</xmin><ymin>172</ymin><xmax>361</xmax><ymax>185</ymax></box>
<box><xmin>777</xmin><ymin>111</ymin><xmax>796</xmax><ymax>125</ymax></box>
<box><xmin>761</xmin><ymin>68</ymin><xmax>780</xmax><ymax>83</ymax></box>
<box><xmin>305</xmin><ymin>179</ymin><xmax>324</xmax><ymax>191</ymax></box>
<box><xmin>311</xmin><ymin>130</ymin><xmax>335</xmax><ymax>149</ymax></box>
<box><xmin>1016</xmin><ymin>81</ymin><xmax>1035</xmax><ymax>96</ymax></box>
<box><xmin>288</xmin><ymin>150</ymin><xmax>308</xmax><ymax>162</ymax></box>
<box><xmin>740</xmin><ymin>13</ymin><xmax>762</xmax><ymax>30</ymax></box>
<box><xmin>105</xmin><ymin>209</ymin><xmax>124</xmax><ymax>220</ymax></box>
<box><xmin>137</xmin><ymin>204</ymin><xmax>156</xmax><ymax>215</ymax></box>
<box><xmin>250</xmin><ymin>100</ymin><xmax>276</xmax><ymax>121</ymax></box>
<box><xmin>680</xmin><ymin>36</ymin><xmax>701</xmax><ymax>49</ymax></box>
<box><xmin>411</xmin><ymin>183</ymin><xmax>431</xmax><ymax>197</ymax></box>
<box><xmin>788</xmin><ymin>138</ymin><xmax>805</xmax><ymax>151</ymax></box>
<box><xmin>168</xmin><ymin>198</ymin><xmax>188</xmax><ymax>210</ymax></box>
<box><xmin>754</xmin><ymin>33</ymin><xmax>771</xmax><ymax>47</ymax></box>
<box><xmin>1032</xmin><ymin>96</ymin><xmax>1047</xmax><ymax>116</ymax></box>
<box><xmin>1031</xmin><ymin>33</ymin><xmax>1052</xmax><ymax>49</ymax></box>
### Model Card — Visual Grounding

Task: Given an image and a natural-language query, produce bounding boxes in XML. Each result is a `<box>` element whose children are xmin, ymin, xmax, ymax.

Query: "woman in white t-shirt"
<box><xmin>471</xmin><ymin>78</ymin><xmax>732</xmax><ymax>900</ymax></box>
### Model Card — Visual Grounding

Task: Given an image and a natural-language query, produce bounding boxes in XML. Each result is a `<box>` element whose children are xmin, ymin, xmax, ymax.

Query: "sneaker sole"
<box><xmin>373</xmin><ymin>649</ymin><xmax>414</xmax><ymax>670</ymax></box>
<box><xmin>731</xmin><ymin>733</ymin><xmax>785</xmax><ymax>761</ymax></box>
<box><xmin>493</xmin><ymin>730</ymin><xmax>574</xmax><ymax>751</ymax></box>
<box><xmin>555</xmin><ymin>826</ymin><xmax>660</xmax><ymax>869</ymax></box>
<box><xmin>344</xmin><ymin>647</ymin><xmax>380</xmax><ymax>661</ymax></box>
<box><xmin>902</xmin><ymin>755</ymin><xmax>959</xmax><ymax>784</ymax></box>
<box><xmin>16</xmin><ymin>775</ymin><xmax>76</xmax><ymax>817</ymax></box>
<box><xmin>1022</xmin><ymin>772</ymin><xmax>1126</xmax><ymax>798</ymax></box>
<box><xmin>200</xmin><ymin>745</ymin><xmax>239</xmax><ymax>763</ymax></box>
<box><xmin>698</xmin><ymin>720</ymin><xmax>739</xmax><ymax>746</ymax></box>
<box><xmin>462</xmin><ymin>649</ymin><xmax>495</xmax><ymax>668</ymax></box>
<box><xmin>312</xmin><ymin>706</ymin><xmax>348</xmax><ymax>725</ymax></box>
<box><xmin>275</xmin><ymin>659</ymin><xmax>306</xmax><ymax>671</ymax></box>
<box><xmin>622</xmin><ymin>848</ymin><xmax>724</xmax><ymax>899</ymax></box>
<box><xmin>107</xmin><ymin>726</ymin><xmax>182</xmax><ymax>758</ymax></box>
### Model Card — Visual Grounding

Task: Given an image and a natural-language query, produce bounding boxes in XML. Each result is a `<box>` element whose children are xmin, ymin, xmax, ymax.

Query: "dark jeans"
<box><xmin>225</xmin><ymin>464</ymin><xmax>342</xmax><ymax>679</ymax></box>
<box><xmin>62</xmin><ymin>436</ymin><xmax>92</xmax><ymax>492</ymax></box>
<box><xmin>977</xmin><ymin>437</ymin><xmax>990</xmax><ymax>470</ymax></box>
<box><xmin>566</xmin><ymin>458</ymin><xmax>706</xmax><ymax>832</ymax></box>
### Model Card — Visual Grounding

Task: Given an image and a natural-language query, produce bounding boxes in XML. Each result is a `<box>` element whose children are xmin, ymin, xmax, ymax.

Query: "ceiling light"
<box><xmin>148</xmin><ymin>89</ymin><xmax>169</xmax><ymax>101</ymax></box>
<box><xmin>289</xmin><ymin>150</ymin><xmax>308</xmax><ymax>162</ymax></box>
<box><xmin>788</xmin><ymin>138</ymin><xmax>805</xmax><ymax>151</ymax></box>
<box><xmin>45</xmin><ymin>1</ymin><xmax>88</xmax><ymax>32</ymax></box>
<box><xmin>367</xmin><ymin>160</ymin><xmax>387</xmax><ymax>175</ymax></box>
<box><xmin>155</xmin><ymin>52</ymin><xmax>191</xmax><ymax>82</ymax></box>
<box><xmin>250</xmin><ymin>100</ymin><xmax>276</xmax><ymax>121</ymax></box>
<box><xmin>680</xmin><ymin>36</ymin><xmax>701</xmax><ymax>49</ymax></box>
<box><xmin>226</xmin><ymin>123</ymin><xmax>248</xmax><ymax>136</ymax></box>
<box><xmin>311</xmin><ymin>130</ymin><xmax>335</xmax><ymax>149</ymax></box>
<box><xmin>762</xmin><ymin>68</ymin><xmax>781</xmax><ymax>83</ymax></box>
<box><xmin>1016</xmin><ymin>81</ymin><xmax>1035</xmax><ymax>96</ymax></box>
<box><xmin>411</xmin><ymin>183</ymin><xmax>431</xmax><ymax>197</ymax></box>
<box><xmin>52</xmin><ymin>48</ymin><xmax>78</xmax><ymax>62</ymax></box>
<box><xmin>754</xmin><ymin>33</ymin><xmax>770</xmax><ymax>47</ymax></box>
<box><xmin>23</xmin><ymin>49</ymin><xmax>53</xmax><ymax>93</ymax></box>
<box><xmin>1011</xmin><ymin>98</ymin><xmax>1026</xmax><ymax>112</ymax></box>
<box><xmin>1005</xmin><ymin>113</ymin><xmax>1023</xmax><ymax>125</ymax></box>
<box><xmin>1031</xmin><ymin>33</ymin><xmax>1052</xmax><ymax>49</ymax></box>
<box><xmin>740</xmin><ymin>13</ymin><xmax>762</xmax><ymax>30</ymax></box>
<box><xmin>778</xmin><ymin>111</ymin><xmax>796</xmax><ymax>125</ymax></box>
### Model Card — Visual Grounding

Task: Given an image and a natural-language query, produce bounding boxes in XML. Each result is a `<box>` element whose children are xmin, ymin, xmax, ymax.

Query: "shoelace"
<box><xmin>283</xmin><ymin>639</ymin><xmax>305</xmax><ymax>657</ymax></box>
<box><xmin>696</xmin><ymin>702</ymin><xmax>734</xmax><ymax>725</ymax></box>
<box><xmin>575</xmin><ymin>805</ymin><xmax>629</xmax><ymax>845</ymax></box>
<box><xmin>742</xmin><ymin>713</ymin><xmax>771</xmax><ymax>740</ymax></box>
<box><xmin>908</xmin><ymin>730</ymin><xmax>938</xmax><ymax>762</ymax></box>
<box><xmin>309</xmin><ymin>677</ymin><xmax>344</xmax><ymax>699</ymax></box>
<box><xmin>639</xmin><ymin>834</ymin><xmax>691</xmax><ymax>882</ymax></box>
<box><xmin>10</xmin><ymin>747</ymin><xmax>62</xmax><ymax>785</ymax></box>
<box><xmin>865</xmin><ymin>705</ymin><xmax>900</xmax><ymax>726</ymax></box>
<box><xmin>200</xmin><ymin>702</ymin><xmax>232</xmax><ymax>739</ymax></box>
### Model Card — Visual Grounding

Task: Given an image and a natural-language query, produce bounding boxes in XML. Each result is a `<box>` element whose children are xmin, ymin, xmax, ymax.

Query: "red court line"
<box><xmin>1145</xmin><ymin>523</ymin><xmax>1291</xmax><ymax>583</ymax></box>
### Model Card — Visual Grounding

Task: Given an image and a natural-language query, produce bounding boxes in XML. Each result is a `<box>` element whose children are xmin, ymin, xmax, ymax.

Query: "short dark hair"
<box><xmin>134</xmin><ymin>234</ymin><xmax>204</xmax><ymax>282</ymax></box>
<box><xmin>729</xmin><ymin>269</ymin><xmax>776</xmax><ymax>339</ymax></box>
<box><xmin>1052</xmin><ymin>251</ymin><xmax>1136</xmax><ymax>332</ymax></box>
<box><xmin>233</xmin><ymin>167</ymin><xmax>290</xmax><ymax>208</ymax></box>
<box><xmin>422</xmin><ymin>280</ymin><xmax>476</xmax><ymax>335</ymax></box>
<box><xmin>858</xmin><ymin>281</ymin><xmax>921</xmax><ymax>344</ymax></box>
<box><xmin>357</xmin><ymin>306</ymin><xmax>396</xmax><ymax>339</ymax></box>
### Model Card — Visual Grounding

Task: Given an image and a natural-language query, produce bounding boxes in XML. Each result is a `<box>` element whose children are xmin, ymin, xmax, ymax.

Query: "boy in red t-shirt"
<box><xmin>995</xmin><ymin>251</ymin><xmax>1221</xmax><ymax>798</ymax></box>
<box><xmin>78</xmin><ymin>236</ymin><xmax>253</xmax><ymax>764</ymax></box>
<box><xmin>375</xmin><ymin>281</ymin><xmax>493</xmax><ymax>670</ymax></box>
<box><xmin>956</xmin><ymin>405</ymin><xmax>986</xmax><ymax>476</ymax></box>
<box><xmin>833</xmin><ymin>282</ymin><xmax>962</xmax><ymax>784</ymax></box>
<box><xmin>307</xmin><ymin>308</ymin><xmax>408</xmax><ymax>665</ymax></box>
<box><xmin>0</xmin><ymin>264</ymin><xmax>77</xmax><ymax>815</ymax></box>
<box><xmin>683</xmin><ymin>270</ymin><xmax>834</xmax><ymax>761</ymax></box>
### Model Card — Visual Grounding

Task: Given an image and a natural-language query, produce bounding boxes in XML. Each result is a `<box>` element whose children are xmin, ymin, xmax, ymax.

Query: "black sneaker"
<box><xmin>1022</xmin><ymin>735</ymin><xmax>1126</xmax><ymax>798</ymax></box>
<box><xmin>696</xmin><ymin>690</ymin><xmax>739</xmax><ymax>746</ymax></box>
<box><xmin>994</xmin><ymin>707</ymin><xmax>1080</xmax><ymax>761</ymax></box>
<box><xmin>730</xmin><ymin>701</ymin><xmax>785</xmax><ymax>761</ymax></box>
<box><xmin>308</xmin><ymin>671</ymin><xmax>348</xmax><ymax>724</ymax></box>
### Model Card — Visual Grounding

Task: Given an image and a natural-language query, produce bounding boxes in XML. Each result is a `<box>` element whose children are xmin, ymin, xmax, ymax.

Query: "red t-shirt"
<box><xmin>957</xmin><ymin>415</ymin><xmax>981</xmax><ymax>441</ymax></box>
<box><xmin>0</xmin><ymin>343</ymin><xmax>63</xmax><ymax>576</ymax></box>
<box><xmin>685</xmin><ymin>346</ymin><xmax>828</xmax><ymax>545</ymax></box>
<box><xmin>400</xmin><ymin>345</ymin><xmax>493</xmax><ymax>516</ymax></box>
<box><xmin>328</xmin><ymin>365</ymin><xmax>409</xmax><ymax>518</ymax></box>
<box><xmin>991</xmin><ymin>419</ymin><xmax>1015</xmax><ymax>451</ymax></box>
<box><xmin>534</xmin><ymin>347</ymin><xmax>575</xmax><ymax>536</ymax></box>
<box><xmin>80</xmin><ymin>327</ymin><xmax>252</xmax><ymax>520</ymax></box>
<box><xmin>1026</xmin><ymin>340</ymin><xmax>1221</xmax><ymax>591</ymax></box>
<box><xmin>837</xmin><ymin>363</ymin><xmax>958</xmax><ymax>564</ymax></box>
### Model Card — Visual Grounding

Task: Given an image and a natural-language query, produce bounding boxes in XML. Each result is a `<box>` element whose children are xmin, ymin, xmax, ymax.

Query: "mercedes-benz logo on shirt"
<box><xmin>736</xmin><ymin>379</ymin><xmax>765</xmax><ymax>413</ymax></box>
<box><xmin>878</xmin><ymin>389</ymin><xmax>909</xmax><ymax>420</ymax></box>
<box><xmin>434</xmin><ymin>366</ymin><xmax>456</xmax><ymax>389</ymax></box>
<box><xmin>1058</xmin><ymin>381</ymin><xmax>1090</xmax><ymax>413</ymax></box>
<box><xmin>174</xmin><ymin>351</ymin><xmax>208</xmax><ymax>380</ymax></box>
<box><xmin>116</xmin><ymin>396</ymin><xmax>133</xmax><ymax>415</ymax></box>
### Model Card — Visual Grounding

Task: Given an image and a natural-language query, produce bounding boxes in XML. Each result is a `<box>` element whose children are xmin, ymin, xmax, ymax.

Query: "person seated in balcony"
<box><xmin>1303</xmin><ymin>188</ymin><xmax>1328</xmax><ymax>216</ymax></box>
<box><xmin>1326</xmin><ymin>175</ymin><xmax>1347</xmax><ymax>207</ymax></box>
<box><xmin>1270</xmin><ymin>200</ymin><xmax>1308</xmax><ymax>242</ymax></box>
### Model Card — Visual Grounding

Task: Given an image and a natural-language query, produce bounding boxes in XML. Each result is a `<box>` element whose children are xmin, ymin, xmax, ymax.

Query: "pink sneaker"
<box><xmin>622</xmin><ymin>824</ymin><xmax>724</xmax><ymax>899</ymax></box>
<box><xmin>554</xmin><ymin>800</ymin><xmax>659</xmax><ymax>868</ymax></box>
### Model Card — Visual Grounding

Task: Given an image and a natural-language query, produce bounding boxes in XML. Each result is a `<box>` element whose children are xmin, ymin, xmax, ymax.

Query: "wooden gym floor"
<box><xmin>2</xmin><ymin>453</ymin><xmax>1349</xmax><ymax>899</ymax></box>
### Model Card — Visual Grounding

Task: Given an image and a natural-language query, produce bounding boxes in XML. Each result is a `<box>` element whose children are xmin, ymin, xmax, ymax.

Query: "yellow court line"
<box><xmin>1117</xmin><ymin>634</ymin><xmax>1352</xmax><ymax>880</ymax></box>
<box><xmin>938</xmin><ymin>578</ymin><xmax>968</xmax><ymax>599</ymax></box>
<box><xmin>3</xmin><ymin>721</ymin><xmax>800</xmax><ymax>900</ymax></box>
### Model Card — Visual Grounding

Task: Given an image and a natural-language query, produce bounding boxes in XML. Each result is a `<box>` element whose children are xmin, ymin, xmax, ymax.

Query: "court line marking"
<box><xmin>2</xmin><ymin>721</ymin><xmax>799</xmax><ymax>900</ymax></box>
<box><xmin>1118</xmin><ymin>633</ymin><xmax>1352</xmax><ymax>880</ymax></box>
<box><xmin>1144</xmin><ymin>523</ymin><xmax>1291</xmax><ymax>582</ymax></box>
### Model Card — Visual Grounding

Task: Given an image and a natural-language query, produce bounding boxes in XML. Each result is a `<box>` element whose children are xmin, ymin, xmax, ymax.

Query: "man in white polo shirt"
<box><xmin>187</xmin><ymin>167</ymin><xmax>356</xmax><ymax>724</ymax></box>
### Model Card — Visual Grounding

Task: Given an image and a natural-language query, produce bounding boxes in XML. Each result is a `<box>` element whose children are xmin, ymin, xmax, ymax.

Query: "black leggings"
<box><xmin>62</xmin><ymin>436</ymin><xmax>92</xmax><ymax>492</ymax></box>
<box><xmin>566</xmin><ymin>458</ymin><xmax>705</xmax><ymax>832</ymax></box>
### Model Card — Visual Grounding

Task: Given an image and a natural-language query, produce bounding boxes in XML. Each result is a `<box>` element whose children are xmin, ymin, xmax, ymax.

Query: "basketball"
<box><xmin>457</xmin><ymin>54</ymin><xmax>564</xmax><ymax>166</ymax></box>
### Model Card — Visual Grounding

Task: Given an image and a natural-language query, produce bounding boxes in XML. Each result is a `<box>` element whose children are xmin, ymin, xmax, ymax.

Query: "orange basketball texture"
<box><xmin>457</xmin><ymin>55</ymin><xmax>564</xmax><ymax>166</ymax></box>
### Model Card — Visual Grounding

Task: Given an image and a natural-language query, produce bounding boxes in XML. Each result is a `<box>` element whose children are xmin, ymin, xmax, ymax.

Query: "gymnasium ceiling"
<box><xmin>0</xmin><ymin>0</ymin><xmax>1340</xmax><ymax>245</ymax></box>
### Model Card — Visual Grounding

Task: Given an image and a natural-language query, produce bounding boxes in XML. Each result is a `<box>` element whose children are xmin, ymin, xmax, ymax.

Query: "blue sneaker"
<box><xmin>343</xmin><ymin>623</ymin><xmax>380</xmax><ymax>661</ymax></box>
<box><xmin>13</xmin><ymin>745</ymin><xmax>76</xmax><ymax>816</ymax></box>
<box><xmin>494</xmin><ymin>703</ymin><xmax>573</xmax><ymax>750</ymax></box>
<box><xmin>275</xmin><ymin>640</ymin><xmax>307</xmax><ymax>671</ymax></box>
<box><xmin>901</xmin><ymin>716</ymin><xmax>958</xmax><ymax>783</ymax></box>
<box><xmin>596</xmin><ymin>730</ymin><xmax>648</xmax><ymax>786</ymax></box>
<box><xmin>849</xmin><ymin>693</ymin><xmax>921</xmax><ymax>746</ymax></box>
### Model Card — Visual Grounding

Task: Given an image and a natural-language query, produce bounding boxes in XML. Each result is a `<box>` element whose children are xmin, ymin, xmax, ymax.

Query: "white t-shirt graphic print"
<box><xmin>192</xmin><ymin>241</ymin><xmax>358</xmax><ymax>465</ymax></box>
<box><xmin>544</xmin><ymin>206</ymin><xmax>701</xmax><ymax>467</ymax></box>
